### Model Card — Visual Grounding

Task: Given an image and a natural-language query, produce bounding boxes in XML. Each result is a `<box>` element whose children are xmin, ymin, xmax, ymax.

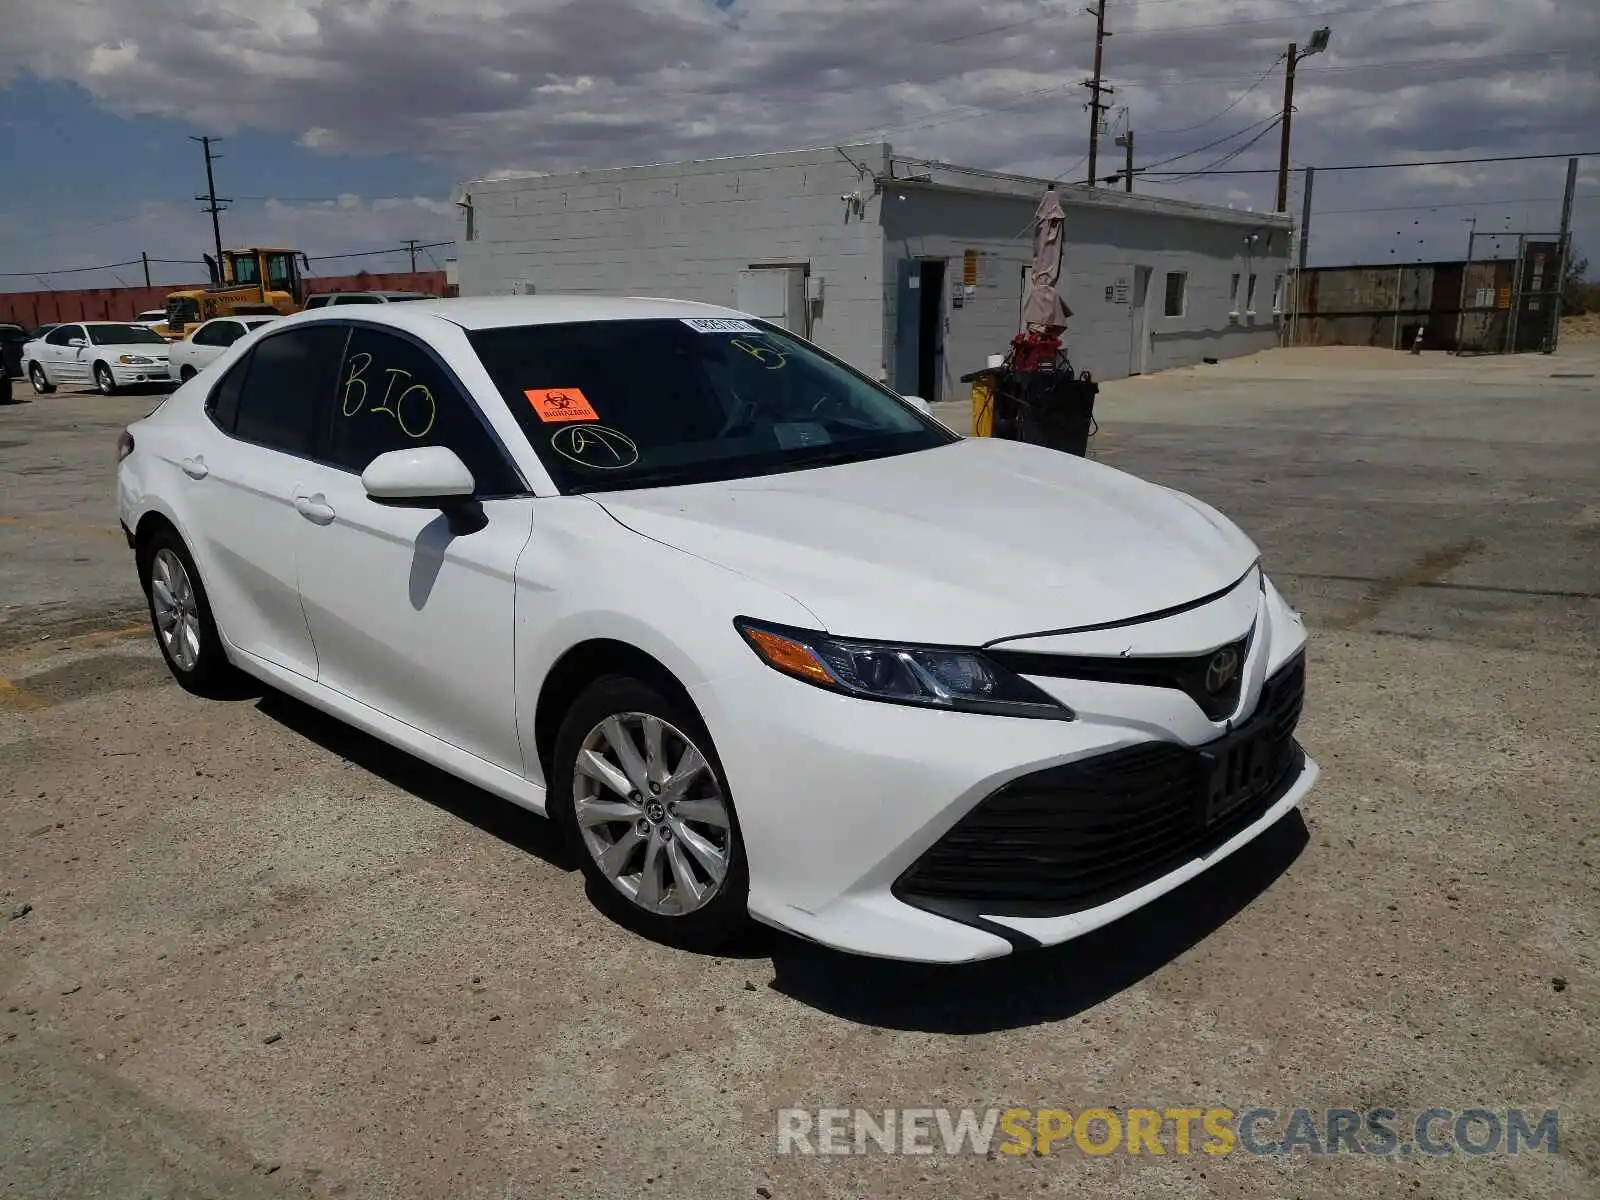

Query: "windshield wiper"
<box><xmin>567</xmin><ymin>444</ymin><xmax>916</xmax><ymax>494</ymax></box>
<box><xmin>567</xmin><ymin>469</ymin><xmax>719</xmax><ymax>495</ymax></box>
<box><xmin>756</xmin><ymin>444</ymin><xmax>911</xmax><ymax>475</ymax></box>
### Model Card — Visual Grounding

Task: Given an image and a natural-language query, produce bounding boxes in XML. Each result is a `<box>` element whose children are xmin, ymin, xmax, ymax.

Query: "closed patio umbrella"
<box><xmin>1021</xmin><ymin>184</ymin><xmax>1073</xmax><ymax>331</ymax></box>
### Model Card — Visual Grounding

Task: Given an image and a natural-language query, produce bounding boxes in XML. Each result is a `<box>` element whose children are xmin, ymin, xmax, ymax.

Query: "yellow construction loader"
<box><xmin>162</xmin><ymin>247</ymin><xmax>309</xmax><ymax>338</ymax></box>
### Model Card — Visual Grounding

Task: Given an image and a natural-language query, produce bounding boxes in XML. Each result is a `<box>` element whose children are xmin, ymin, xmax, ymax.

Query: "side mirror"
<box><xmin>68</xmin><ymin>338</ymin><xmax>86</xmax><ymax>348</ymax></box>
<box><xmin>901</xmin><ymin>394</ymin><xmax>932</xmax><ymax>416</ymax></box>
<box><xmin>361</xmin><ymin>446</ymin><xmax>475</xmax><ymax>507</ymax></box>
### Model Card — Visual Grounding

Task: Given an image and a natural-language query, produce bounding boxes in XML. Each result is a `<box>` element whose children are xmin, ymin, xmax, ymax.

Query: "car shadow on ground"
<box><xmin>254</xmin><ymin>689</ymin><xmax>574</xmax><ymax>870</ymax></box>
<box><xmin>764</xmin><ymin>812</ymin><xmax>1310</xmax><ymax>1033</ymax></box>
<box><xmin>249</xmin><ymin>683</ymin><xmax>1309</xmax><ymax>1020</ymax></box>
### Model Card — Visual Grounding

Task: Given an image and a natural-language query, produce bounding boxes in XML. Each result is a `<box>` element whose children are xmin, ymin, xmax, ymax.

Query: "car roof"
<box><xmin>310</xmin><ymin>290</ymin><xmax>431</xmax><ymax>299</ymax></box>
<box><xmin>286</xmin><ymin>295</ymin><xmax>752</xmax><ymax>332</ymax></box>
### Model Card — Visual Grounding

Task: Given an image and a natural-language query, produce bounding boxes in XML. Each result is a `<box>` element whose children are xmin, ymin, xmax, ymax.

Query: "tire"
<box><xmin>179</xmin><ymin>365</ymin><xmax>197</xmax><ymax>382</ymax></box>
<box><xmin>95</xmin><ymin>362</ymin><xmax>118</xmax><ymax>395</ymax></box>
<box><xmin>29</xmin><ymin>363</ymin><xmax>54</xmax><ymax>394</ymax></box>
<box><xmin>137</xmin><ymin>527</ymin><xmax>237</xmax><ymax>697</ymax></box>
<box><xmin>550</xmin><ymin>675</ymin><xmax>749</xmax><ymax>949</ymax></box>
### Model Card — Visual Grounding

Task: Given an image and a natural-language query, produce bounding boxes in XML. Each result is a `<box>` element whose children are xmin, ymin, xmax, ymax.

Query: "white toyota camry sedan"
<box><xmin>116</xmin><ymin>297</ymin><xmax>1316</xmax><ymax>963</ymax></box>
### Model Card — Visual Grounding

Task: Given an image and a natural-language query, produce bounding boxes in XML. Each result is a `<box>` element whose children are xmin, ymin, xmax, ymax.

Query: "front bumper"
<box><xmin>695</xmin><ymin>577</ymin><xmax>1315</xmax><ymax>964</ymax></box>
<box><xmin>111</xmin><ymin>362</ymin><xmax>172</xmax><ymax>385</ymax></box>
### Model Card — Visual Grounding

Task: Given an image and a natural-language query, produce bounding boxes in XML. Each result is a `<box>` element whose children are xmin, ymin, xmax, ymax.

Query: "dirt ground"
<box><xmin>2</xmin><ymin>344</ymin><xmax>1598</xmax><ymax>1199</ymax></box>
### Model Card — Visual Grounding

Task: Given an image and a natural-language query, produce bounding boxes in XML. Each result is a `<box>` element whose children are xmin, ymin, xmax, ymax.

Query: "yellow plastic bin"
<box><xmin>960</xmin><ymin>355</ymin><xmax>1006</xmax><ymax>437</ymax></box>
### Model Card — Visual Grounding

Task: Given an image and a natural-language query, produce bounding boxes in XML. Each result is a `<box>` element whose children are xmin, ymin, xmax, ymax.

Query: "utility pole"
<box><xmin>1083</xmin><ymin>2</ymin><xmax>1113</xmax><ymax>188</ymax></box>
<box><xmin>1113</xmin><ymin>127</ymin><xmax>1135</xmax><ymax>192</ymax></box>
<box><xmin>1275</xmin><ymin>27</ymin><xmax>1331</xmax><ymax>213</ymax></box>
<box><xmin>190</xmin><ymin>135</ymin><xmax>230</xmax><ymax>270</ymax></box>
<box><xmin>403</xmin><ymin>239</ymin><xmax>420</xmax><ymax>272</ymax></box>
<box><xmin>1453</xmin><ymin>217</ymin><xmax>1476</xmax><ymax>355</ymax></box>
<box><xmin>141</xmin><ymin>251</ymin><xmax>151</xmax><ymax>287</ymax></box>
<box><xmin>1275</xmin><ymin>44</ymin><xmax>1298</xmax><ymax>213</ymax></box>
<box><xmin>1546</xmin><ymin>156</ymin><xmax>1579</xmax><ymax>353</ymax></box>
<box><xmin>1290</xmin><ymin>165</ymin><xmax>1314</xmax><ymax>345</ymax></box>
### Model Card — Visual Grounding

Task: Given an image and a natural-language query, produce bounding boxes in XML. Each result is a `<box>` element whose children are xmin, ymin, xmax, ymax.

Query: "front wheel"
<box><xmin>94</xmin><ymin>362</ymin><xmax>118</xmax><ymax>395</ymax></box>
<box><xmin>29</xmin><ymin>363</ymin><xmax>54</xmax><ymax>394</ymax></box>
<box><xmin>550</xmin><ymin>676</ymin><xmax>749</xmax><ymax>949</ymax></box>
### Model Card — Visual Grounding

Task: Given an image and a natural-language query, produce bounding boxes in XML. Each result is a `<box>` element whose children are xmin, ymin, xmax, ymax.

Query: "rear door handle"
<box><xmin>180</xmin><ymin>456</ymin><xmax>208</xmax><ymax>480</ymax></box>
<box><xmin>294</xmin><ymin>494</ymin><xmax>336</xmax><ymax>525</ymax></box>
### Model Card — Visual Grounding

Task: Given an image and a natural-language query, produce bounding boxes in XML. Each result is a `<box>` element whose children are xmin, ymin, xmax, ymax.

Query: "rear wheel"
<box><xmin>551</xmin><ymin>676</ymin><xmax>748</xmax><ymax>948</ymax></box>
<box><xmin>94</xmin><ymin>362</ymin><xmax>117</xmax><ymax>395</ymax></box>
<box><xmin>29</xmin><ymin>363</ymin><xmax>54</xmax><ymax>394</ymax></box>
<box><xmin>138</xmin><ymin>528</ymin><xmax>237</xmax><ymax>696</ymax></box>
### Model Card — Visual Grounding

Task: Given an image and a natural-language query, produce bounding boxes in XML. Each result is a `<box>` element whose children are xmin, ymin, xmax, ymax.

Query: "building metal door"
<box><xmin>1129</xmin><ymin>266</ymin><xmax>1153</xmax><ymax>375</ymax></box>
<box><xmin>916</xmin><ymin>259</ymin><xmax>946</xmax><ymax>402</ymax></box>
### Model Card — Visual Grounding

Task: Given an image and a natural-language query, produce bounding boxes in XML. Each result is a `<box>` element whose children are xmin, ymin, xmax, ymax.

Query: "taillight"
<box><xmin>116</xmin><ymin>429</ymin><xmax>135</xmax><ymax>462</ymax></box>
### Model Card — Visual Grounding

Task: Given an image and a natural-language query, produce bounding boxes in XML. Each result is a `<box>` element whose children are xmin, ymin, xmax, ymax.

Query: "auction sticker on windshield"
<box><xmin>524</xmin><ymin>387</ymin><xmax>599</xmax><ymax>423</ymax></box>
<box><xmin>681</xmin><ymin>317</ymin><xmax>760</xmax><ymax>334</ymax></box>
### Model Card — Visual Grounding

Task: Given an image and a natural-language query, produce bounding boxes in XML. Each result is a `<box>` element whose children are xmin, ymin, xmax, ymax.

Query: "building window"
<box><xmin>1246</xmin><ymin>273</ymin><xmax>1258</xmax><ymax>313</ymax></box>
<box><xmin>1230</xmin><ymin>273</ymin><xmax>1241</xmax><ymax>311</ymax></box>
<box><xmin>1163</xmin><ymin>271</ymin><xmax>1187</xmax><ymax>317</ymax></box>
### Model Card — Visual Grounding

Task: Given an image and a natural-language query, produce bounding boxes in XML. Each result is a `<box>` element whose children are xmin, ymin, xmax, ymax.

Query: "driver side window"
<box><xmin>318</xmin><ymin>326</ymin><xmax>522</xmax><ymax>495</ymax></box>
<box><xmin>45</xmin><ymin>325</ymin><xmax>81</xmax><ymax>347</ymax></box>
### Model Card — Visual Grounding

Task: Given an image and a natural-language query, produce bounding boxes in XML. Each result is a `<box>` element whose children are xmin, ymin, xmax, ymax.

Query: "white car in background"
<box><xmin>23</xmin><ymin>321</ymin><xmax>174</xmax><ymax>395</ymax></box>
<box><xmin>167</xmin><ymin>315</ymin><xmax>281</xmax><ymax>381</ymax></box>
<box><xmin>114</xmin><ymin>297</ymin><xmax>1314</xmax><ymax>963</ymax></box>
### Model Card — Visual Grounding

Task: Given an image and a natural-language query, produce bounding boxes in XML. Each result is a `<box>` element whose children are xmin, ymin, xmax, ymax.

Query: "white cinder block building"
<box><xmin>455</xmin><ymin>144</ymin><xmax>1292</xmax><ymax>401</ymax></box>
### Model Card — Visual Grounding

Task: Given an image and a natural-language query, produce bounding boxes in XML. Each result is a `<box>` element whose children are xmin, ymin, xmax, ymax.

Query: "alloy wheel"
<box><xmin>572</xmin><ymin>712</ymin><xmax>732</xmax><ymax>916</ymax></box>
<box><xmin>149</xmin><ymin>548</ymin><xmax>201</xmax><ymax>672</ymax></box>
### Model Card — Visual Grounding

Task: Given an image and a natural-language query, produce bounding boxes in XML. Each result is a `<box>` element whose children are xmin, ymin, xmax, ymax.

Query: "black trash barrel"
<box><xmin>991</xmin><ymin>369</ymin><xmax>1098</xmax><ymax>457</ymax></box>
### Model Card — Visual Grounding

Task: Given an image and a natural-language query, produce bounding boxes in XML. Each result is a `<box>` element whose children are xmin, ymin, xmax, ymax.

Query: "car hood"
<box><xmin>101</xmin><ymin>344</ymin><xmax>169</xmax><ymax>356</ymax></box>
<box><xmin>592</xmin><ymin>438</ymin><xmax>1260</xmax><ymax>645</ymax></box>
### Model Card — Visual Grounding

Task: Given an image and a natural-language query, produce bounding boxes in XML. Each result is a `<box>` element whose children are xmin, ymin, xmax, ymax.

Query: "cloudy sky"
<box><xmin>0</xmin><ymin>0</ymin><xmax>1595</xmax><ymax>291</ymax></box>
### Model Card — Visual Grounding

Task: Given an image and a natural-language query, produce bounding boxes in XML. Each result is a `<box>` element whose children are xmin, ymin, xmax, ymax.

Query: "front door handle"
<box><xmin>180</xmin><ymin>456</ymin><xmax>208</xmax><ymax>480</ymax></box>
<box><xmin>294</xmin><ymin>494</ymin><xmax>336</xmax><ymax>525</ymax></box>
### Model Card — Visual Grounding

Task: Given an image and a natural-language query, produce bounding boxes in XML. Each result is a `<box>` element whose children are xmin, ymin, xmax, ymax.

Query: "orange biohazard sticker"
<box><xmin>524</xmin><ymin>387</ymin><xmax>598</xmax><ymax>423</ymax></box>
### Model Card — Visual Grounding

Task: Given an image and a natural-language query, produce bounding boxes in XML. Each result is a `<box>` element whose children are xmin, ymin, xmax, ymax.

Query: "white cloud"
<box><xmin>0</xmin><ymin>0</ymin><xmax>1594</xmax><ymax>268</ymax></box>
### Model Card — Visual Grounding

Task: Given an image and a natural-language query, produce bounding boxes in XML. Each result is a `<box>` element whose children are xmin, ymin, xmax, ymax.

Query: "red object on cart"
<box><xmin>1008</xmin><ymin>330</ymin><xmax>1061</xmax><ymax>372</ymax></box>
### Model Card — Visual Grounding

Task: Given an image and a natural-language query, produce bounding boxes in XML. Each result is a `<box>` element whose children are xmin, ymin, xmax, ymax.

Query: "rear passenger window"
<box><xmin>322</xmin><ymin>326</ymin><xmax>520</xmax><ymax>494</ymax></box>
<box><xmin>207</xmin><ymin>355</ymin><xmax>250</xmax><ymax>433</ymax></box>
<box><xmin>232</xmin><ymin>326</ymin><xmax>348</xmax><ymax>456</ymax></box>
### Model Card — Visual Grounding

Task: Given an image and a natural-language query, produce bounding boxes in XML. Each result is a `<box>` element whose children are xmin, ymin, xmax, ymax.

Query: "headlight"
<box><xmin>118</xmin><ymin>355</ymin><xmax>155</xmax><ymax>365</ymax></box>
<box><xmin>734</xmin><ymin>618</ymin><xmax>1075</xmax><ymax>720</ymax></box>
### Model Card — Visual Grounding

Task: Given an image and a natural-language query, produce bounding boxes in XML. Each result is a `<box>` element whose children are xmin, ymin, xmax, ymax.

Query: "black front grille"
<box><xmin>987</xmin><ymin>631</ymin><xmax>1254</xmax><ymax>720</ymax></box>
<box><xmin>895</xmin><ymin>652</ymin><xmax>1306</xmax><ymax>918</ymax></box>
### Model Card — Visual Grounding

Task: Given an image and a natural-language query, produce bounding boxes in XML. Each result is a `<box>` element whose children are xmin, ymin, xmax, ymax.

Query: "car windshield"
<box><xmin>244</xmin><ymin>318</ymin><xmax>276</xmax><ymax>329</ymax></box>
<box><xmin>467</xmin><ymin>318</ymin><xmax>957</xmax><ymax>494</ymax></box>
<box><xmin>89</xmin><ymin>324</ymin><xmax>169</xmax><ymax>346</ymax></box>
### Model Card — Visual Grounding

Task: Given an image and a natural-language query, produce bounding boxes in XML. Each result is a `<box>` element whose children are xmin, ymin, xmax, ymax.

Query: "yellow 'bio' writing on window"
<box><xmin>342</xmin><ymin>352</ymin><xmax>436</xmax><ymax>439</ymax></box>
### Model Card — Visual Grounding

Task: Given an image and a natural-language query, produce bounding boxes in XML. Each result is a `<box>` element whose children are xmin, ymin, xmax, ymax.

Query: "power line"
<box><xmin>0</xmin><ymin>258</ymin><xmax>145</xmax><ymax>278</ymax></box>
<box><xmin>1147</xmin><ymin>117</ymin><xmax>1285</xmax><ymax>184</ymax></box>
<box><xmin>305</xmin><ymin>240</ymin><xmax>453</xmax><ymax>263</ymax></box>
<box><xmin>1117</xmin><ymin>0</ymin><xmax>1457</xmax><ymax>38</ymax></box>
<box><xmin>1139</xmin><ymin>111</ymin><xmax>1284</xmax><ymax>172</ymax></box>
<box><xmin>1137</xmin><ymin>149</ymin><xmax>1596</xmax><ymax>178</ymax></box>
<box><xmin>1315</xmin><ymin>196</ymin><xmax>1563</xmax><ymax>216</ymax></box>
<box><xmin>1146</xmin><ymin>58</ymin><xmax>1282</xmax><ymax>135</ymax></box>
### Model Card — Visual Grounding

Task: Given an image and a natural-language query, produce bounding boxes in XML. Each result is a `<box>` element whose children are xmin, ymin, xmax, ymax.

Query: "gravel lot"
<box><xmin>2</xmin><ymin>346</ymin><xmax>1597</xmax><ymax>1199</ymax></box>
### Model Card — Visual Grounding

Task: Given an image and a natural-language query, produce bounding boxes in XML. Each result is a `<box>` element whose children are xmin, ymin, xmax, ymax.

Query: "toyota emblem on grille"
<box><xmin>1205</xmin><ymin>647</ymin><xmax>1241</xmax><ymax>694</ymax></box>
